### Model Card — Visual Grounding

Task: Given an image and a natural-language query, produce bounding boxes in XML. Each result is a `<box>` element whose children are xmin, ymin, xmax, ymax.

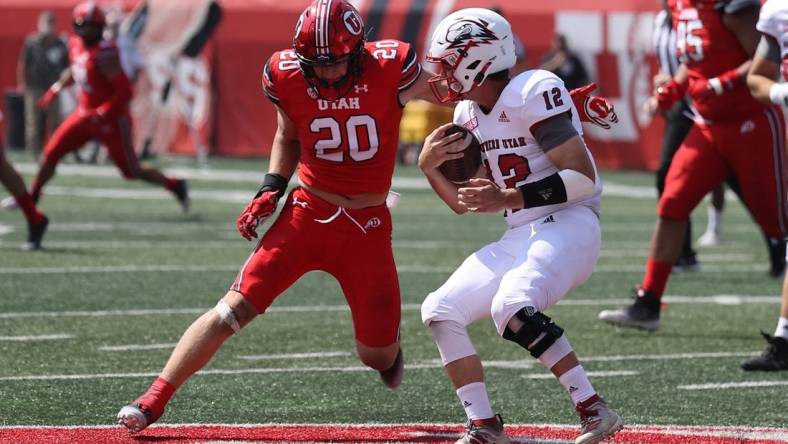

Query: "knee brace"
<box><xmin>214</xmin><ymin>300</ymin><xmax>241</xmax><ymax>333</ymax></box>
<box><xmin>502</xmin><ymin>308</ymin><xmax>564</xmax><ymax>359</ymax></box>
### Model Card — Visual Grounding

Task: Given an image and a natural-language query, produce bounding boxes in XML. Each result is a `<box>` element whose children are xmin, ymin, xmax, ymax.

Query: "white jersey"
<box><xmin>757</xmin><ymin>0</ymin><xmax>788</xmax><ymax>81</ymax></box>
<box><xmin>453</xmin><ymin>69</ymin><xmax>602</xmax><ymax>228</ymax></box>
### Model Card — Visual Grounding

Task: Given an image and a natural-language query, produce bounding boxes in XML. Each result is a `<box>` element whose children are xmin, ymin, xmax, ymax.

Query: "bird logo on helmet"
<box><xmin>426</xmin><ymin>8</ymin><xmax>516</xmax><ymax>103</ymax></box>
<box><xmin>292</xmin><ymin>0</ymin><xmax>366</xmax><ymax>101</ymax></box>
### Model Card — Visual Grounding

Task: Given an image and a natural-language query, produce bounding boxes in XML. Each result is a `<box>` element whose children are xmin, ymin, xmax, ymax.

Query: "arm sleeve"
<box><xmin>262</xmin><ymin>55</ymin><xmax>280</xmax><ymax>105</ymax></box>
<box><xmin>756</xmin><ymin>35</ymin><xmax>782</xmax><ymax>64</ymax></box>
<box><xmin>531</xmin><ymin>112</ymin><xmax>579</xmax><ymax>152</ymax></box>
<box><xmin>520</xmin><ymin>74</ymin><xmax>574</xmax><ymax>132</ymax></box>
<box><xmin>398</xmin><ymin>45</ymin><xmax>421</xmax><ymax>91</ymax></box>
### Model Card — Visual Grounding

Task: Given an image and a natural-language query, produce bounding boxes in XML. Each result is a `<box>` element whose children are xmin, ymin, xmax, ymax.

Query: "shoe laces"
<box><xmin>465</xmin><ymin>414</ymin><xmax>504</xmax><ymax>433</ymax></box>
<box><xmin>576</xmin><ymin>399</ymin><xmax>606</xmax><ymax>431</ymax></box>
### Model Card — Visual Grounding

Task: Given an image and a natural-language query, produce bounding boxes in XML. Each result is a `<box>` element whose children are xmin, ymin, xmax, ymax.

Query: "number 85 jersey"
<box><xmin>454</xmin><ymin>69</ymin><xmax>602</xmax><ymax>228</ymax></box>
<box><xmin>262</xmin><ymin>40</ymin><xmax>420</xmax><ymax>195</ymax></box>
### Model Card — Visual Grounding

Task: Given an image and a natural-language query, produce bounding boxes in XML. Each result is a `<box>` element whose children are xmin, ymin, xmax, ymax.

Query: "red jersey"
<box><xmin>669</xmin><ymin>0</ymin><xmax>765</xmax><ymax>120</ymax></box>
<box><xmin>68</xmin><ymin>36</ymin><xmax>130</xmax><ymax>114</ymax></box>
<box><xmin>262</xmin><ymin>40</ymin><xmax>420</xmax><ymax>195</ymax></box>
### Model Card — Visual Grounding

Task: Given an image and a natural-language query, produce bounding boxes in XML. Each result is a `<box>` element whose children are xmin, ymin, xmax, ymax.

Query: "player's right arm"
<box><xmin>38</xmin><ymin>68</ymin><xmax>74</xmax><ymax>110</ymax></box>
<box><xmin>418</xmin><ymin>122</ymin><xmax>473</xmax><ymax>214</ymax></box>
<box><xmin>747</xmin><ymin>2</ymin><xmax>785</xmax><ymax>107</ymax></box>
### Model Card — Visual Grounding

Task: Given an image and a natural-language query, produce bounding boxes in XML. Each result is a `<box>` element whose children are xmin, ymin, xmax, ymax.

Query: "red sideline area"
<box><xmin>2</xmin><ymin>424</ymin><xmax>788</xmax><ymax>444</ymax></box>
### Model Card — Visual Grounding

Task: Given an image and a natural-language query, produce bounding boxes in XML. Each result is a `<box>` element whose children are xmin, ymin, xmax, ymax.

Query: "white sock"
<box><xmin>456</xmin><ymin>382</ymin><xmax>495</xmax><ymax>420</ymax></box>
<box><xmin>775</xmin><ymin>317</ymin><xmax>788</xmax><ymax>340</ymax></box>
<box><xmin>558</xmin><ymin>365</ymin><xmax>597</xmax><ymax>405</ymax></box>
<box><xmin>707</xmin><ymin>206</ymin><xmax>722</xmax><ymax>234</ymax></box>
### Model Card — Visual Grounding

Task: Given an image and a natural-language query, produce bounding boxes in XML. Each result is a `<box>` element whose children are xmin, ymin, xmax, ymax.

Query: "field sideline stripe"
<box><xmin>98</xmin><ymin>343</ymin><xmax>178</xmax><ymax>352</ymax></box>
<box><xmin>679</xmin><ymin>380</ymin><xmax>788</xmax><ymax>390</ymax></box>
<box><xmin>0</xmin><ymin>334</ymin><xmax>74</xmax><ymax>341</ymax></box>
<box><xmin>0</xmin><ymin>295</ymin><xmax>779</xmax><ymax>319</ymax></box>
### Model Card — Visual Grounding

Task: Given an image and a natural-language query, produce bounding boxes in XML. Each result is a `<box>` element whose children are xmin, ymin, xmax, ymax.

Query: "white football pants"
<box><xmin>421</xmin><ymin>204</ymin><xmax>601</xmax><ymax>336</ymax></box>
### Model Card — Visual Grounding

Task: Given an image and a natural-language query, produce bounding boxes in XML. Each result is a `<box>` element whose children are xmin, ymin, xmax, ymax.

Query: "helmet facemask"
<box><xmin>426</xmin><ymin>42</ymin><xmax>494</xmax><ymax>103</ymax></box>
<box><xmin>295</xmin><ymin>41</ymin><xmax>364</xmax><ymax>101</ymax></box>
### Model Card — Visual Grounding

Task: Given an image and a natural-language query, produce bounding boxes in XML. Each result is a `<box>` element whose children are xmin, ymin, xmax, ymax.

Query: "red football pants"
<box><xmin>231</xmin><ymin>187</ymin><xmax>401</xmax><ymax>347</ymax></box>
<box><xmin>659</xmin><ymin>106</ymin><xmax>788</xmax><ymax>239</ymax></box>
<box><xmin>42</xmin><ymin>110</ymin><xmax>141</xmax><ymax>178</ymax></box>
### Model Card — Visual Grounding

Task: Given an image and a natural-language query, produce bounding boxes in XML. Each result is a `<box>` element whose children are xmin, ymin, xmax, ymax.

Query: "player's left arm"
<box><xmin>747</xmin><ymin>33</ymin><xmax>784</xmax><ymax>106</ymax></box>
<box><xmin>96</xmin><ymin>47</ymin><xmax>133</xmax><ymax>118</ymax></box>
<box><xmin>459</xmin><ymin>112</ymin><xmax>595</xmax><ymax>213</ymax></box>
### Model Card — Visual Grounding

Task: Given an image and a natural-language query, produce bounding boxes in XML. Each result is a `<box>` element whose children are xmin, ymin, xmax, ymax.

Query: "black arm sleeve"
<box><xmin>756</xmin><ymin>35</ymin><xmax>782</xmax><ymax>64</ymax></box>
<box><xmin>530</xmin><ymin>112</ymin><xmax>579</xmax><ymax>152</ymax></box>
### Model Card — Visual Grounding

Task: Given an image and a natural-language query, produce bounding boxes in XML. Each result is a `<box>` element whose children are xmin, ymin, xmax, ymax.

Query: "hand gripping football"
<box><xmin>438</xmin><ymin>125</ymin><xmax>482</xmax><ymax>184</ymax></box>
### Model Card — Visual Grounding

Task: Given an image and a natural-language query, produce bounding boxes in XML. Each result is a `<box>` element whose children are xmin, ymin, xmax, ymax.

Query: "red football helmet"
<box><xmin>73</xmin><ymin>1</ymin><xmax>106</xmax><ymax>28</ymax></box>
<box><xmin>292</xmin><ymin>0</ymin><xmax>366</xmax><ymax>100</ymax></box>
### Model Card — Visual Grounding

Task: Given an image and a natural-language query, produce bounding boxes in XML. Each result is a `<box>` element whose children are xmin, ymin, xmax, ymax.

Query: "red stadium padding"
<box><xmin>0</xmin><ymin>0</ymin><xmax>666</xmax><ymax>169</ymax></box>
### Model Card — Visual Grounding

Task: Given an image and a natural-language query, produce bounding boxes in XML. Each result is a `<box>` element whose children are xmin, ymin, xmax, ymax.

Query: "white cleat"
<box><xmin>697</xmin><ymin>230</ymin><xmax>721</xmax><ymax>247</ymax></box>
<box><xmin>575</xmin><ymin>397</ymin><xmax>624</xmax><ymax>444</ymax></box>
<box><xmin>1</xmin><ymin>196</ymin><xmax>18</xmax><ymax>210</ymax></box>
<box><xmin>117</xmin><ymin>404</ymin><xmax>150</xmax><ymax>434</ymax></box>
<box><xmin>456</xmin><ymin>415</ymin><xmax>510</xmax><ymax>444</ymax></box>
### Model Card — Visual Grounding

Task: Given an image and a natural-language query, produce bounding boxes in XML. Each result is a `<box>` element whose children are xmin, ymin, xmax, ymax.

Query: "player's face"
<box><xmin>74</xmin><ymin>23</ymin><xmax>103</xmax><ymax>45</ymax></box>
<box><xmin>313</xmin><ymin>60</ymin><xmax>349</xmax><ymax>82</ymax></box>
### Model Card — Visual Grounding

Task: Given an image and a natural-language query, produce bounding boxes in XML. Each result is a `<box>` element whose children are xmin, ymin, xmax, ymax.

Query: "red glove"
<box><xmin>655</xmin><ymin>79</ymin><xmax>687</xmax><ymax>112</ymax></box>
<box><xmin>688</xmin><ymin>69</ymin><xmax>741</xmax><ymax>100</ymax></box>
<box><xmin>570</xmin><ymin>83</ymin><xmax>618</xmax><ymax>130</ymax></box>
<box><xmin>236</xmin><ymin>191</ymin><xmax>280</xmax><ymax>241</ymax></box>
<box><xmin>37</xmin><ymin>88</ymin><xmax>58</xmax><ymax>110</ymax></box>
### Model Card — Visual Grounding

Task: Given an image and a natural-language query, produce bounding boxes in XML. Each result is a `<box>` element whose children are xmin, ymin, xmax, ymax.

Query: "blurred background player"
<box><xmin>740</xmin><ymin>0</ymin><xmax>788</xmax><ymax>371</ymax></box>
<box><xmin>117</xmin><ymin>0</ymin><xmax>426</xmax><ymax>433</ymax></box>
<box><xmin>599</xmin><ymin>0</ymin><xmax>787</xmax><ymax>332</ymax></box>
<box><xmin>0</xmin><ymin>111</ymin><xmax>48</xmax><ymax>250</ymax></box>
<box><xmin>27</xmin><ymin>2</ymin><xmax>189</xmax><ymax>211</ymax></box>
<box><xmin>540</xmin><ymin>32</ymin><xmax>590</xmax><ymax>90</ymax></box>
<box><xmin>17</xmin><ymin>10</ymin><xmax>69</xmax><ymax>161</ymax></box>
<box><xmin>419</xmin><ymin>8</ymin><xmax>622</xmax><ymax>444</ymax></box>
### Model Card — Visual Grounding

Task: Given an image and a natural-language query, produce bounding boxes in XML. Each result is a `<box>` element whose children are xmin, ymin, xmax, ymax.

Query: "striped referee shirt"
<box><xmin>653</xmin><ymin>10</ymin><xmax>679</xmax><ymax>77</ymax></box>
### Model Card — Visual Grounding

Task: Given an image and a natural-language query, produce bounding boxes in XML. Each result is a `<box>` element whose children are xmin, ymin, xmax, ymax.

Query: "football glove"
<box><xmin>570</xmin><ymin>82</ymin><xmax>618</xmax><ymax>130</ymax></box>
<box><xmin>236</xmin><ymin>173</ymin><xmax>289</xmax><ymax>241</ymax></box>
<box><xmin>655</xmin><ymin>79</ymin><xmax>687</xmax><ymax>112</ymax></box>
<box><xmin>688</xmin><ymin>69</ymin><xmax>741</xmax><ymax>100</ymax></box>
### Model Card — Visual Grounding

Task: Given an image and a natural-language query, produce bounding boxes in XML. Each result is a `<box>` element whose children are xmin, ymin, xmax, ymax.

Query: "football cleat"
<box><xmin>598</xmin><ymin>288</ymin><xmax>661</xmax><ymax>332</ymax></box>
<box><xmin>1</xmin><ymin>196</ymin><xmax>18</xmax><ymax>210</ymax></box>
<box><xmin>379</xmin><ymin>348</ymin><xmax>404</xmax><ymax>389</ymax></box>
<box><xmin>118</xmin><ymin>404</ymin><xmax>155</xmax><ymax>433</ymax></box>
<box><xmin>672</xmin><ymin>254</ymin><xmax>700</xmax><ymax>273</ymax></box>
<box><xmin>172</xmin><ymin>179</ymin><xmax>190</xmax><ymax>212</ymax></box>
<box><xmin>456</xmin><ymin>414</ymin><xmax>510</xmax><ymax>444</ymax></box>
<box><xmin>741</xmin><ymin>332</ymin><xmax>788</xmax><ymax>371</ymax></box>
<box><xmin>697</xmin><ymin>229</ymin><xmax>721</xmax><ymax>247</ymax></box>
<box><xmin>22</xmin><ymin>216</ymin><xmax>49</xmax><ymax>251</ymax></box>
<box><xmin>575</xmin><ymin>395</ymin><xmax>624</xmax><ymax>444</ymax></box>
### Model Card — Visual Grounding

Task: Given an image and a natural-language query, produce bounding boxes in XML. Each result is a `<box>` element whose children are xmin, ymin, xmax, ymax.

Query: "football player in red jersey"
<box><xmin>0</xmin><ymin>112</ymin><xmax>48</xmax><ymax>250</ymax></box>
<box><xmin>599</xmin><ymin>0</ymin><xmax>787</xmax><ymax>331</ymax></box>
<box><xmin>29</xmin><ymin>2</ymin><xmax>189</xmax><ymax>210</ymax></box>
<box><xmin>117</xmin><ymin>0</ymin><xmax>617</xmax><ymax>433</ymax></box>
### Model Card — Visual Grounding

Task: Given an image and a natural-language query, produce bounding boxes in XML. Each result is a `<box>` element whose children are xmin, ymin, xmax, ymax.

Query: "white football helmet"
<box><xmin>426</xmin><ymin>8</ymin><xmax>516</xmax><ymax>102</ymax></box>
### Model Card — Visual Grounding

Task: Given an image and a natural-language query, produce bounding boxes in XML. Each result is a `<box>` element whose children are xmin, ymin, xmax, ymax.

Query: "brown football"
<box><xmin>438</xmin><ymin>125</ymin><xmax>482</xmax><ymax>184</ymax></box>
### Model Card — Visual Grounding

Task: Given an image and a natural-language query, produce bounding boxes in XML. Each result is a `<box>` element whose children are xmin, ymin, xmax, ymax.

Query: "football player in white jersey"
<box><xmin>741</xmin><ymin>0</ymin><xmax>788</xmax><ymax>371</ymax></box>
<box><xmin>418</xmin><ymin>8</ymin><xmax>623</xmax><ymax>444</ymax></box>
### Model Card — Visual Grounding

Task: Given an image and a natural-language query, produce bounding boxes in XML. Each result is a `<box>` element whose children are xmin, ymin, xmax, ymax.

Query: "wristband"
<box><xmin>518</xmin><ymin>172</ymin><xmax>568</xmax><ymax>209</ymax></box>
<box><xmin>255</xmin><ymin>173</ymin><xmax>289</xmax><ymax>198</ymax></box>
<box><xmin>769</xmin><ymin>83</ymin><xmax>788</xmax><ymax>106</ymax></box>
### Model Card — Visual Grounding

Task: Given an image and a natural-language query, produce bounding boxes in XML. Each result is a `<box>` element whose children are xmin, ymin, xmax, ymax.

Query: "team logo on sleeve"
<box><xmin>461</xmin><ymin>117</ymin><xmax>478</xmax><ymax>130</ymax></box>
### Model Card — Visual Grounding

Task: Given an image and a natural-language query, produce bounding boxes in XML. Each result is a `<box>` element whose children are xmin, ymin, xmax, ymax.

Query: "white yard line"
<box><xmin>98</xmin><ymin>343</ymin><xmax>178</xmax><ymax>352</ymax></box>
<box><xmin>0</xmin><ymin>334</ymin><xmax>74</xmax><ymax>341</ymax></box>
<box><xmin>679</xmin><ymin>380</ymin><xmax>788</xmax><ymax>390</ymax></box>
<box><xmin>0</xmin><ymin>295</ymin><xmax>779</xmax><ymax>320</ymax></box>
<box><xmin>237</xmin><ymin>351</ymin><xmax>352</xmax><ymax>361</ymax></box>
<box><xmin>524</xmin><ymin>370</ymin><xmax>638</xmax><ymax>379</ymax></box>
<box><xmin>0</xmin><ymin>349</ymin><xmax>757</xmax><ymax>381</ymax></box>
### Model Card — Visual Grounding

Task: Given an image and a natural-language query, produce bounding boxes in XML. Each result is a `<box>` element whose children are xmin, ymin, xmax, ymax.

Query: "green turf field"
<box><xmin>0</xmin><ymin>153</ymin><xmax>786</xmax><ymax>430</ymax></box>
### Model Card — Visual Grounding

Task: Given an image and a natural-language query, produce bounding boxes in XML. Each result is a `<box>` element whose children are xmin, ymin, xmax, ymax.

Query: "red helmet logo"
<box><xmin>343</xmin><ymin>10</ymin><xmax>362</xmax><ymax>36</ymax></box>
